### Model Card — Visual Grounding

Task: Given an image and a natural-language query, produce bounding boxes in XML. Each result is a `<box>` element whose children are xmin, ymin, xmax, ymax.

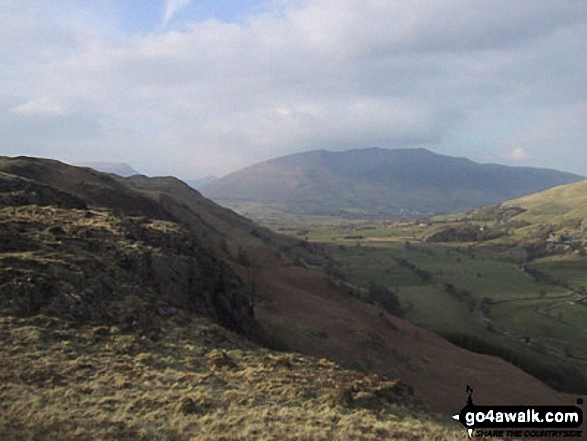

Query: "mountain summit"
<box><xmin>201</xmin><ymin>148</ymin><xmax>583</xmax><ymax>217</ymax></box>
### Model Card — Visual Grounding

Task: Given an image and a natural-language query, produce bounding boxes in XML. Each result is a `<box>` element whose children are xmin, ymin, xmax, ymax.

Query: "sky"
<box><xmin>1</xmin><ymin>0</ymin><xmax>586</xmax><ymax>179</ymax></box>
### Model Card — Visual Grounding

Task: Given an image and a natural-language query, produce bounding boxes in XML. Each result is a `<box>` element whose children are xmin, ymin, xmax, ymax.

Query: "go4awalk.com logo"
<box><xmin>452</xmin><ymin>386</ymin><xmax>584</xmax><ymax>439</ymax></box>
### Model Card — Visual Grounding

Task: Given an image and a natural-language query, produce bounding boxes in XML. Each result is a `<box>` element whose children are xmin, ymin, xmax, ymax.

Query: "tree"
<box><xmin>367</xmin><ymin>281</ymin><xmax>403</xmax><ymax>317</ymax></box>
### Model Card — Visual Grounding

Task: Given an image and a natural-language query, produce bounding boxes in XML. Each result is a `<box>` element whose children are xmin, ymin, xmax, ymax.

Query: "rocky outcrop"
<box><xmin>0</xmin><ymin>171</ymin><xmax>256</xmax><ymax>336</ymax></box>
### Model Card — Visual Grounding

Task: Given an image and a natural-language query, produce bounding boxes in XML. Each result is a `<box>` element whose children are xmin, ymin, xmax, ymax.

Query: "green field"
<box><xmin>488</xmin><ymin>299</ymin><xmax>587</xmax><ymax>357</ymax></box>
<box><xmin>529</xmin><ymin>257</ymin><xmax>587</xmax><ymax>290</ymax></box>
<box><xmin>261</xmin><ymin>211</ymin><xmax>587</xmax><ymax>394</ymax></box>
<box><xmin>324</xmin><ymin>239</ymin><xmax>587</xmax><ymax>392</ymax></box>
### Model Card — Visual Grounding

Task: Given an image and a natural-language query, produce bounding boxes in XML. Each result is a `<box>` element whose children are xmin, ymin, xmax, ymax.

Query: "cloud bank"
<box><xmin>0</xmin><ymin>0</ymin><xmax>586</xmax><ymax>178</ymax></box>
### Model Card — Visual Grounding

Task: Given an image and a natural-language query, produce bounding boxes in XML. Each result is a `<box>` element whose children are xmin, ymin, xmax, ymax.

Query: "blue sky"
<box><xmin>33</xmin><ymin>1</ymin><xmax>265</xmax><ymax>35</ymax></box>
<box><xmin>1</xmin><ymin>0</ymin><xmax>587</xmax><ymax>179</ymax></box>
<box><xmin>115</xmin><ymin>0</ymin><xmax>264</xmax><ymax>33</ymax></box>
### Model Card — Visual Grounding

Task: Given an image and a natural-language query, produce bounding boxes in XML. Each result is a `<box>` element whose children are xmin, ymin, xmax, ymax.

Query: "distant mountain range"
<box><xmin>76</xmin><ymin>161</ymin><xmax>140</xmax><ymax>177</ymax></box>
<box><xmin>201</xmin><ymin>148</ymin><xmax>584</xmax><ymax>217</ymax></box>
<box><xmin>185</xmin><ymin>175</ymin><xmax>218</xmax><ymax>189</ymax></box>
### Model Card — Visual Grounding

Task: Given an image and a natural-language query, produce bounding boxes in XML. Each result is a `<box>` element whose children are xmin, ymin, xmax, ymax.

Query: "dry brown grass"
<box><xmin>0</xmin><ymin>314</ymin><xmax>462</xmax><ymax>440</ymax></box>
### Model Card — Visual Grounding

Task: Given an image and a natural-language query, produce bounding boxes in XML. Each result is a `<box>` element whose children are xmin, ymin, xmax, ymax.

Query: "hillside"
<box><xmin>0</xmin><ymin>156</ymin><xmax>275</xmax><ymax>253</ymax></box>
<box><xmin>201</xmin><ymin>147</ymin><xmax>583</xmax><ymax>218</ymax></box>
<box><xmin>427</xmin><ymin>179</ymin><xmax>587</xmax><ymax>250</ymax></box>
<box><xmin>0</xmin><ymin>158</ymin><xmax>462</xmax><ymax>440</ymax></box>
<box><xmin>1</xmin><ymin>313</ymin><xmax>467</xmax><ymax>440</ymax></box>
<box><xmin>501</xmin><ymin>179</ymin><xmax>587</xmax><ymax>232</ymax></box>
<box><xmin>0</xmin><ymin>156</ymin><xmax>574</xmax><ymax>428</ymax></box>
<box><xmin>0</xmin><ymin>170</ymin><xmax>257</xmax><ymax>336</ymax></box>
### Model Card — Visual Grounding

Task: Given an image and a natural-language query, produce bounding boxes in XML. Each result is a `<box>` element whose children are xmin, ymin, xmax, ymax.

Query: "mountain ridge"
<box><xmin>201</xmin><ymin>147</ymin><xmax>583</xmax><ymax>217</ymax></box>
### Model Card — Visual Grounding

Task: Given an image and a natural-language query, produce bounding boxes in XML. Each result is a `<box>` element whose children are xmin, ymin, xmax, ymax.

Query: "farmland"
<box><xmin>267</xmin><ymin>215</ymin><xmax>587</xmax><ymax>395</ymax></box>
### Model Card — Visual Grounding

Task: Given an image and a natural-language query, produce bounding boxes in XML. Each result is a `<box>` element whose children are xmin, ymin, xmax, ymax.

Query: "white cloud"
<box><xmin>503</xmin><ymin>147</ymin><xmax>528</xmax><ymax>161</ymax></box>
<box><xmin>0</xmin><ymin>0</ymin><xmax>586</xmax><ymax>178</ymax></box>
<box><xmin>11</xmin><ymin>99</ymin><xmax>65</xmax><ymax>116</ymax></box>
<box><xmin>162</xmin><ymin>0</ymin><xmax>192</xmax><ymax>27</ymax></box>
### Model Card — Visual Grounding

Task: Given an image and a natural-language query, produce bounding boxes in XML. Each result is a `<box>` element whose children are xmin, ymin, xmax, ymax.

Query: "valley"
<box><xmin>0</xmin><ymin>156</ymin><xmax>583</xmax><ymax>440</ymax></box>
<box><xmin>253</xmin><ymin>186</ymin><xmax>587</xmax><ymax>396</ymax></box>
<box><xmin>4</xmin><ymin>1</ymin><xmax>587</xmax><ymax>438</ymax></box>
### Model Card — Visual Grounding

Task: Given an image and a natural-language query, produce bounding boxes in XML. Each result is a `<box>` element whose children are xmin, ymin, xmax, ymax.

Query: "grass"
<box><xmin>488</xmin><ymin>299</ymin><xmax>587</xmax><ymax>357</ymax></box>
<box><xmin>529</xmin><ymin>257</ymin><xmax>587</xmax><ymax>290</ymax></box>
<box><xmin>502</xmin><ymin>180</ymin><xmax>587</xmax><ymax>225</ymax></box>
<box><xmin>0</xmin><ymin>314</ymin><xmax>462</xmax><ymax>441</ymax></box>
<box><xmin>396</xmin><ymin>285</ymin><xmax>482</xmax><ymax>335</ymax></box>
<box><xmin>555</xmin><ymin>300</ymin><xmax>587</xmax><ymax>320</ymax></box>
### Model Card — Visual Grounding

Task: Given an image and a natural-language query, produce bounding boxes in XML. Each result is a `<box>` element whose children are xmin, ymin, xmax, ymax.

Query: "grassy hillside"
<box><xmin>502</xmin><ymin>179</ymin><xmax>587</xmax><ymax>231</ymax></box>
<box><xmin>0</xmin><ymin>201</ymin><xmax>255</xmax><ymax>335</ymax></box>
<box><xmin>322</xmin><ymin>240</ymin><xmax>587</xmax><ymax>393</ymax></box>
<box><xmin>201</xmin><ymin>147</ymin><xmax>583</xmax><ymax>217</ymax></box>
<box><xmin>1</xmin><ymin>314</ymin><xmax>463</xmax><ymax>440</ymax></box>
<box><xmin>430</xmin><ymin>179</ymin><xmax>587</xmax><ymax>246</ymax></box>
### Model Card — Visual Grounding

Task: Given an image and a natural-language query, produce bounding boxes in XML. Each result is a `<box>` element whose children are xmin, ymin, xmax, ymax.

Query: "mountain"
<box><xmin>201</xmin><ymin>147</ymin><xmax>583</xmax><ymax>217</ymax></box>
<box><xmin>0</xmin><ymin>156</ymin><xmax>264</xmax><ymax>251</ymax></box>
<box><xmin>0</xmin><ymin>159</ymin><xmax>256</xmax><ymax>336</ymax></box>
<box><xmin>0</xmin><ymin>155</ymin><xmax>572</xmax><ymax>423</ymax></box>
<box><xmin>76</xmin><ymin>161</ymin><xmax>140</xmax><ymax>177</ymax></box>
<box><xmin>186</xmin><ymin>175</ymin><xmax>218</xmax><ymax>189</ymax></box>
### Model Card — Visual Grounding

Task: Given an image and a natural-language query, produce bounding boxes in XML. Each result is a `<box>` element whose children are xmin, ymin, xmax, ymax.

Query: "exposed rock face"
<box><xmin>0</xmin><ymin>171</ymin><xmax>256</xmax><ymax>336</ymax></box>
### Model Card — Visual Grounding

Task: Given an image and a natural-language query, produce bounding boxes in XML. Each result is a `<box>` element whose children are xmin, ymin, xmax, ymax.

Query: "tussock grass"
<box><xmin>0</xmin><ymin>314</ymin><xmax>461</xmax><ymax>440</ymax></box>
